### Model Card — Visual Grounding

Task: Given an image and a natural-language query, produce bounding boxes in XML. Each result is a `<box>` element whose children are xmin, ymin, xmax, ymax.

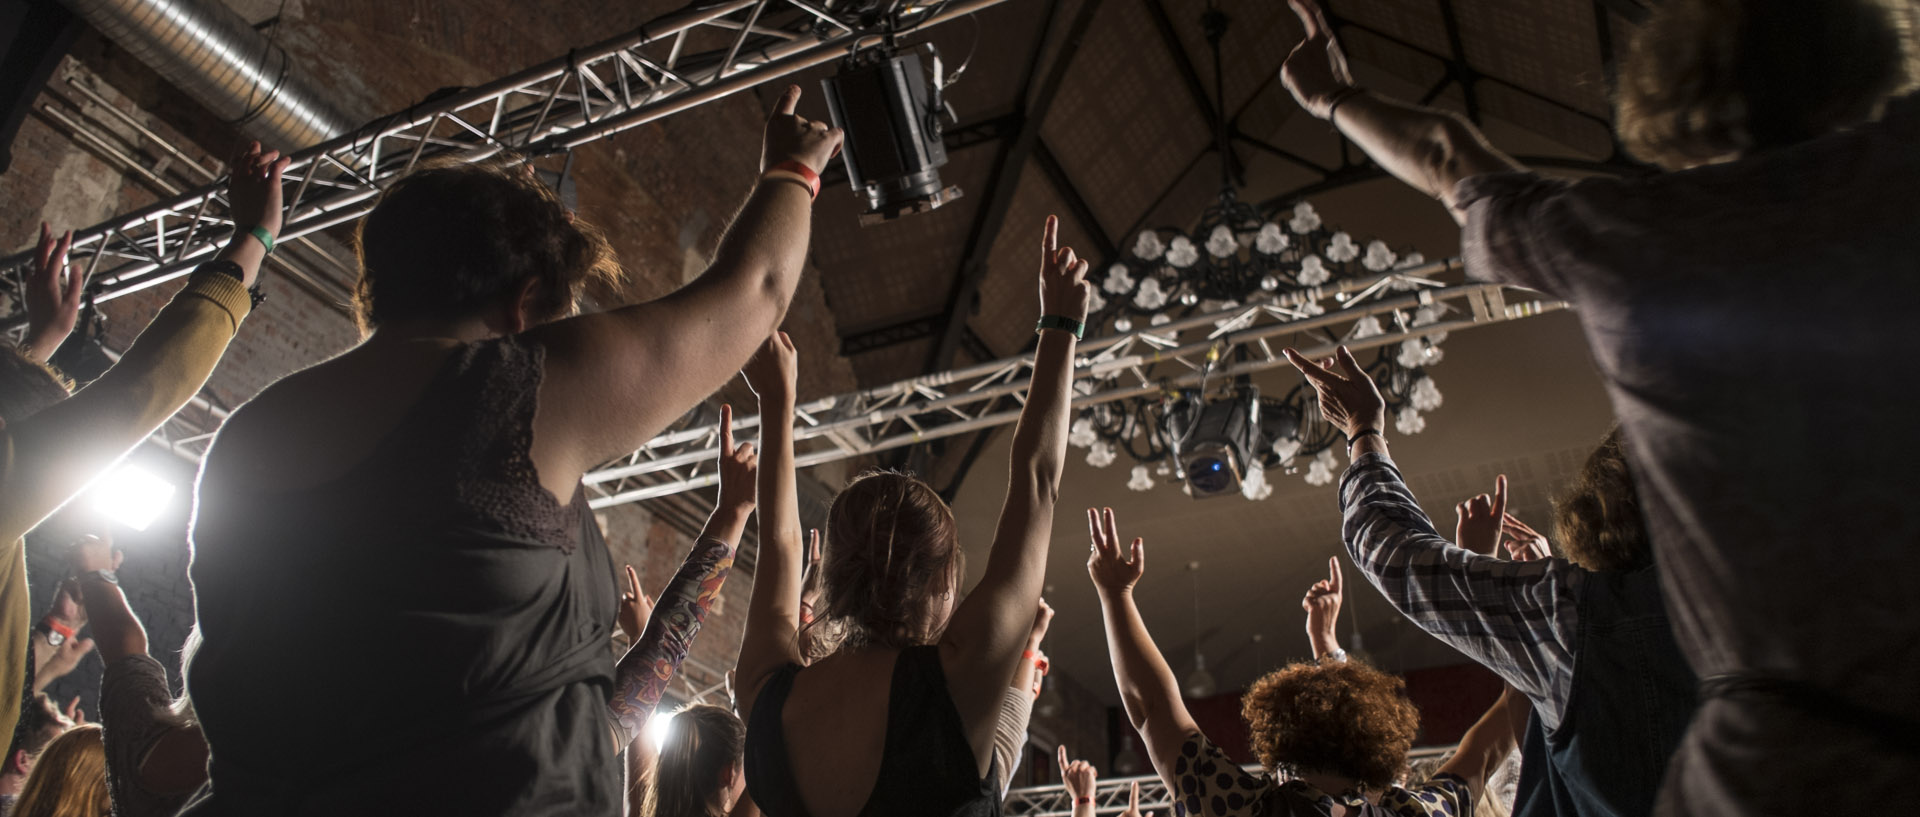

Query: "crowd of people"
<box><xmin>0</xmin><ymin>0</ymin><xmax>1914</xmax><ymax>813</ymax></box>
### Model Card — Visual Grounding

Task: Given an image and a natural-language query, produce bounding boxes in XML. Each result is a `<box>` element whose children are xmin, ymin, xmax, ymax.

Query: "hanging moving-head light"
<box><xmin>1165</xmin><ymin>386</ymin><xmax>1262</xmax><ymax>499</ymax></box>
<box><xmin>821</xmin><ymin>47</ymin><xmax>962</xmax><ymax>224</ymax></box>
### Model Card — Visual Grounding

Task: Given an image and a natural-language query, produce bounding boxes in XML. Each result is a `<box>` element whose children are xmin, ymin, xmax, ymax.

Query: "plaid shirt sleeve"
<box><xmin>1339</xmin><ymin>451</ymin><xmax>1584</xmax><ymax>729</ymax></box>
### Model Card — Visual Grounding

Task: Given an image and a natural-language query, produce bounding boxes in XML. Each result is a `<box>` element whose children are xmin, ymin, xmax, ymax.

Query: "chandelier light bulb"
<box><xmin>1180</xmin><ymin>292</ymin><xmax>1199</xmax><ymax>306</ymax></box>
<box><xmin>1260</xmin><ymin>275</ymin><xmax>1279</xmax><ymax>291</ymax></box>
<box><xmin>1115</xmin><ymin>317</ymin><xmax>1132</xmax><ymax>332</ymax></box>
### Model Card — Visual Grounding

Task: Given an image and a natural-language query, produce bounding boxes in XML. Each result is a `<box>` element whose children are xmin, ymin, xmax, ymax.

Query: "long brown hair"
<box><xmin>12</xmin><ymin>724</ymin><xmax>107</xmax><ymax>817</ymax></box>
<box><xmin>803</xmin><ymin>470</ymin><xmax>962</xmax><ymax>658</ymax></box>
<box><xmin>641</xmin><ymin>705</ymin><xmax>745</xmax><ymax>817</ymax></box>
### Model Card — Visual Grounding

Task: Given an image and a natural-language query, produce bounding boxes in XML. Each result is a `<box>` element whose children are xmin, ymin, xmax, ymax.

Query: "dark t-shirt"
<box><xmin>1457</xmin><ymin>94</ymin><xmax>1920</xmax><ymax>811</ymax></box>
<box><xmin>182</xmin><ymin>338</ymin><xmax>620</xmax><ymax>816</ymax></box>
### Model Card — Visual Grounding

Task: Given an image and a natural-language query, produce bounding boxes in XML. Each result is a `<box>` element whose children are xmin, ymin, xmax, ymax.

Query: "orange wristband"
<box><xmin>766</xmin><ymin>160</ymin><xmax>821</xmax><ymax>199</ymax></box>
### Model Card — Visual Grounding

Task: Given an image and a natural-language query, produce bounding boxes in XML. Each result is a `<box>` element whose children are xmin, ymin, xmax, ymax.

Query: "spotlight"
<box><xmin>1165</xmin><ymin>387</ymin><xmax>1261</xmax><ymax>499</ymax></box>
<box><xmin>821</xmin><ymin>48</ymin><xmax>962</xmax><ymax>224</ymax></box>
<box><xmin>91</xmin><ymin>464</ymin><xmax>175</xmax><ymax>531</ymax></box>
<box><xmin>644</xmin><ymin>709</ymin><xmax>677</xmax><ymax>754</ymax></box>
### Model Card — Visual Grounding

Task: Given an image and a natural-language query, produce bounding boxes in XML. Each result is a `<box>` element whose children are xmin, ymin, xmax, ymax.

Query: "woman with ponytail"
<box><xmin>734</xmin><ymin>216</ymin><xmax>1092</xmax><ymax>817</ymax></box>
<box><xmin>642</xmin><ymin>705</ymin><xmax>748</xmax><ymax>817</ymax></box>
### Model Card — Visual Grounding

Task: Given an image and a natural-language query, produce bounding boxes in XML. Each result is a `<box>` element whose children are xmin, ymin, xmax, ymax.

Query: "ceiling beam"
<box><xmin>1143</xmin><ymin>0</ymin><xmax>1243</xmax><ymax>184</ymax></box>
<box><xmin>1033</xmin><ymin>139</ymin><xmax>1118</xmax><ymax>262</ymax></box>
<box><xmin>921</xmin><ymin>0</ymin><xmax>1103</xmax><ymax>376</ymax></box>
<box><xmin>1432</xmin><ymin>0</ymin><xmax>1481</xmax><ymax>124</ymax></box>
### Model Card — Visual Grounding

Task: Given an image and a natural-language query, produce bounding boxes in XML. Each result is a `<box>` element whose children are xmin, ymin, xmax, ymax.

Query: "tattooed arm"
<box><xmin>609</xmin><ymin>404</ymin><xmax>759</xmax><ymax>746</ymax></box>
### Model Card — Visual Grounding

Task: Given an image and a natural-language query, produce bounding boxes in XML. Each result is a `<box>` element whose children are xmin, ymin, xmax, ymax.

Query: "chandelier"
<box><xmin>1061</xmin><ymin>2</ymin><xmax>1446</xmax><ymax>500</ymax></box>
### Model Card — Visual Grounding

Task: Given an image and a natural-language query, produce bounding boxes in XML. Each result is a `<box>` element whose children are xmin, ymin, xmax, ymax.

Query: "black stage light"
<box><xmin>1165</xmin><ymin>388</ymin><xmax>1261</xmax><ymax>499</ymax></box>
<box><xmin>821</xmin><ymin>49</ymin><xmax>962</xmax><ymax>224</ymax></box>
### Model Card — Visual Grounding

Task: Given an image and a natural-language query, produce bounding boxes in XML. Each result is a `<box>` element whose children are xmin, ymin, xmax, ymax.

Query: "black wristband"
<box><xmin>1346</xmin><ymin>427</ymin><xmax>1382</xmax><ymax>446</ymax></box>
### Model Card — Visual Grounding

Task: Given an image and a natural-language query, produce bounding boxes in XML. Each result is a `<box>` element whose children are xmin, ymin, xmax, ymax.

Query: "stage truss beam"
<box><xmin>0</xmin><ymin>0</ymin><xmax>1014</xmax><ymax>328</ymax></box>
<box><xmin>580</xmin><ymin>261</ymin><xmax>1568</xmax><ymax>508</ymax></box>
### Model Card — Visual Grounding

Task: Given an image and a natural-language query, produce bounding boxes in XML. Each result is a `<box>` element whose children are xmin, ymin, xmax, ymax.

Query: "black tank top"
<box><xmin>183</xmin><ymin>337</ymin><xmax>620</xmax><ymax>816</ymax></box>
<box><xmin>745</xmin><ymin>645</ymin><xmax>1000</xmax><ymax>817</ymax></box>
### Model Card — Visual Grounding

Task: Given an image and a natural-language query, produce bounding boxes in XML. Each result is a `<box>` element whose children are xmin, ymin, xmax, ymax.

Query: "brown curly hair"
<box><xmin>352</xmin><ymin>158</ymin><xmax>622</xmax><ymax>333</ymax></box>
<box><xmin>1616</xmin><ymin>0</ymin><xmax>1919</xmax><ymax>170</ymax></box>
<box><xmin>1551</xmin><ymin>428</ymin><xmax>1650</xmax><ymax>572</ymax></box>
<box><xmin>803</xmin><ymin>470</ymin><xmax>962</xmax><ymax>659</ymax></box>
<box><xmin>1242</xmin><ymin>657</ymin><xmax>1420</xmax><ymax>792</ymax></box>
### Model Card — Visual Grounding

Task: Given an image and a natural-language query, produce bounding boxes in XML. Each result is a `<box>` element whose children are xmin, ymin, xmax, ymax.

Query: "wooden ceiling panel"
<box><xmin>1330</xmin><ymin>0</ymin><xmax>1452</xmax><ymax>57</ymax></box>
<box><xmin>1040</xmin><ymin>0</ymin><xmax>1215</xmax><ymax>238</ymax></box>
<box><xmin>1454</xmin><ymin>0</ymin><xmax>1611</xmax><ymax>118</ymax></box>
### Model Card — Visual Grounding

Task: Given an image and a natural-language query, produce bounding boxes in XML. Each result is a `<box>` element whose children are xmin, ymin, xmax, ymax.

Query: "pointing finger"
<box><xmin>776</xmin><ymin>85</ymin><xmax>801</xmax><ymax>116</ymax></box>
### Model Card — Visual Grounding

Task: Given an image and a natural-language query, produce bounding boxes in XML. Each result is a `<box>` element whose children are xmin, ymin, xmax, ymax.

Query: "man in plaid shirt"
<box><xmin>1289</xmin><ymin>345</ymin><xmax>1695</xmax><ymax>817</ymax></box>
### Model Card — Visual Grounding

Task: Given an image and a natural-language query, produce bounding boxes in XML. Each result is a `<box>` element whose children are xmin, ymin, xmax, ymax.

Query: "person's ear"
<box><xmin>10</xmin><ymin>748</ymin><xmax>30</xmax><ymax>775</ymax></box>
<box><xmin>509</xmin><ymin>277</ymin><xmax>541</xmax><ymax>334</ymax></box>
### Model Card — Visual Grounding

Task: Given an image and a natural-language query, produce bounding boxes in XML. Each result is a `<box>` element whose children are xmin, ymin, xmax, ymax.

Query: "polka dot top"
<box><xmin>1167</xmin><ymin>733</ymin><xmax>1470</xmax><ymax>817</ymax></box>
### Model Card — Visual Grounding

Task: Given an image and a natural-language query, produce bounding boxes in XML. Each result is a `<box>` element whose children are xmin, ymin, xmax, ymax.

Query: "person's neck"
<box><xmin>365</xmin><ymin>316</ymin><xmax>504</xmax><ymax>346</ymax></box>
<box><xmin>0</xmin><ymin>770</ymin><xmax>25</xmax><ymax>796</ymax></box>
<box><xmin>1297</xmin><ymin>772</ymin><xmax>1368</xmax><ymax>803</ymax></box>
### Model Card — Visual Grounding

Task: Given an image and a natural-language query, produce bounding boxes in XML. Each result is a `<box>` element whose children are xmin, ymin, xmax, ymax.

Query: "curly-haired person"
<box><xmin>1087</xmin><ymin>510</ymin><xmax>1527</xmax><ymax>817</ymax></box>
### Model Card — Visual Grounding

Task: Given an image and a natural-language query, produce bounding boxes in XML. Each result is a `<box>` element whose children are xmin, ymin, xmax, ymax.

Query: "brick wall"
<box><xmin>2</xmin><ymin>1</ymin><xmax>859</xmax><ymax>711</ymax></box>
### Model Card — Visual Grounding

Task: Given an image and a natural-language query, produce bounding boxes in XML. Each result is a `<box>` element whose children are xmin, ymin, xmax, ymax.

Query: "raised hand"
<box><xmin>743</xmin><ymin>330</ymin><xmax>799</xmax><ymax>402</ymax></box>
<box><xmin>1302</xmin><ymin>556</ymin><xmax>1343</xmax><ymax>649</ymax></box>
<box><xmin>1501</xmin><ymin>513</ymin><xmax>1552</xmax><ymax>562</ymax></box>
<box><xmin>1284</xmin><ymin>345</ymin><xmax>1386</xmax><ymax>441</ymax></box>
<box><xmin>37</xmin><ymin>633</ymin><xmax>95</xmax><ymax>691</ymax></box>
<box><xmin>1028</xmin><ymin>597</ymin><xmax>1056</xmax><ymax>651</ymax></box>
<box><xmin>227</xmin><ymin>140</ymin><xmax>289</xmax><ymax>240</ymax></box>
<box><xmin>1039</xmin><ymin>215</ymin><xmax>1093</xmax><ymax>321</ymax></box>
<box><xmin>1280</xmin><ymin>0</ymin><xmax>1356</xmax><ymax>119</ymax></box>
<box><xmin>1121</xmin><ymin>780</ymin><xmax>1154</xmax><ymax>817</ymax></box>
<box><xmin>761</xmin><ymin>85</ymin><xmax>844</xmax><ymax>174</ymax></box>
<box><xmin>715</xmin><ymin>404</ymin><xmax>759</xmax><ymax>514</ymax></box>
<box><xmin>1059</xmin><ymin>745</ymin><xmax>1097</xmax><ymax>800</ymax></box>
<box><xmin>616</xmin><ymin>564</ymin><xmax>654</xmax><ymax>643</ymax></box>
<box><xmin>1454</xmin><ymin>475</ymin><xmax>1509</xmax><ymax>555</ymax></box>
<box><xmin>23</xmin><ymin>223</ymin><xmax>85</xmax><ymax>363</ymax></box>
<box><xmin>66</xmin><ymin>533</ymin><xmax>121</xmax><ymax>576</ymax></box>
<box><xmin>1087</xmin><ymin>507</ymin><xmax>1145</xmax><ymax>596</ymax></box>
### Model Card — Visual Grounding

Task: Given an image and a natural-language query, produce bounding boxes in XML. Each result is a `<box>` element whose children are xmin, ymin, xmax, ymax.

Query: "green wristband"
<box><xmin>1035</xmin><ymin>315</ymin><xmax>1085</xmax><ymax>339</ymax></box>
<box><xmin>246</xmin><ymin>225</ymin><xmax>275</xmax><ymax>255</ymax></box>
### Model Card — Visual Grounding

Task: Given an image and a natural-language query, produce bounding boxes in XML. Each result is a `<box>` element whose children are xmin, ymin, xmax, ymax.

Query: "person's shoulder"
<box><xmin>1382</xmin><ymin>773</ymin><xmax>1471</xmax><ymax>816</ymax></box>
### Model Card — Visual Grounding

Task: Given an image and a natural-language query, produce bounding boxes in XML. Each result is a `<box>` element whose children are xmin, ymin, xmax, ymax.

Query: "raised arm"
<box><xmin>608</xmin><ymin>405</ymin><xmax>756</xmax><ymax>747</ymax></box>
<box><xmin>1286</xmin><ymin>347</ymin><xmax>1581</xmax><ymax>722</ymax></box>
<box><xmin>1301</xmin><ymin>556</ymin><xmax>1346</xmax><ymax>662</ymax></box>
<box><xmin>1281</xmin><ymin>0</ymin><xmax>1521</xmax><ymax>223</ymax></box>
<box><xmin>990</xmin><ymin>600</ymin><xmax>1052</xmax><ymax>794</ymax></box>
<box><xmin>68</xmin><ymin>535</ymin><xmax>143</xmax><ymax>663</ymax></box>
<box><xmin>940</xmin><ymin>215</ymin><xmax>1090</xmax><ymax>723</ymax></box>
<box><xmin>0</xmin><ymin>141</ymin><xmax>277</xmax><ymax>543</ymax></box>
<box><xmin>1088</xmin><ymin>507</ymin><xmax>1201</xmax><ymax>786</ymax></box>
<box><xmin>733</xmin><ymin>332</ymin><xmax>802</xmax><ymax>714</ymax></box>
<box><xmin>1435</xmin><ymin>684</ymin><xmax>1529</xmax><ymax>803</ymax></box>
<box><xmin>533</xmin><ymin>88</ymin><xmax>841</xmax><ymax>476</ymax></box>
<box><xmin>1059</xmin><ymin>746</ymin><xmax>1098</xmax><ymax>817</ymax></box>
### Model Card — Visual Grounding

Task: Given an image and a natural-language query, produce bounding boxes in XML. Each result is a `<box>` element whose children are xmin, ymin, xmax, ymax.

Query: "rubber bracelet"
<box><xmin>1346</xmin><ymin>428</ymin><xmax>1382</xmax><ymax>446</ymax></box>
<box><xmin>767</xmin><ymin>160</ymin><xmax>821</xmax><ymax>199</ymax></box>
<box><xmin>42</xmin><ymin>618</ymin><xmax>75</xmax><ymax>640</ymax></box>
<box><xmin>246</xmin><ymin>225</ymin><xmax>275</xmax><ymax>255</ymax></box>
<box><xmin>1036</xmin><ymin>315</ymin><xmax>1085</xmax><ymax>339</ymax></box>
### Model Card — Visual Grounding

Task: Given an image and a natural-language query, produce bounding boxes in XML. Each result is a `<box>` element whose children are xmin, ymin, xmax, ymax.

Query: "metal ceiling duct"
<box><xmin>60</xmin><ymin>0</ymin><xmax>354</xmax><ymax>149</ymax></box>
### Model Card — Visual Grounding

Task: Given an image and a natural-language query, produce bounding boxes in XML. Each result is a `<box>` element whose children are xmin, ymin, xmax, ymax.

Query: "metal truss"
<box><xmin>1000</xmin><ymin>746</ymin><xmax>1454</xmax><ymax>816</ymax></box>
<box><xmin>0</xmin><ymin>0</ymin><xmax>1012</xmax><ymax>328</ymax></box>
<box><xmin>582</xmin><ymin>260</ymin><xmax>1569</xmax><ymax>508</ymax></box>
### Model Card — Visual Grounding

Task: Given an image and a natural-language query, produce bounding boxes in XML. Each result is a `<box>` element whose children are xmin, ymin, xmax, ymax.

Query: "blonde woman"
<box><xmin>11</xmin><ymin>724</ymin><xmax>107</xmax><ymax>817</ymax></box>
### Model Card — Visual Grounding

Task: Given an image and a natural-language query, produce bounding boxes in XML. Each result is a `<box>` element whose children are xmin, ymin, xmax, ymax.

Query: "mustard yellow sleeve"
<box><xmin>0</xmin><ymin>271</ymin><xmax>251</xmax><ymax>545</ymax></box>
<box><xmin>0</xmin><ymin>435</ymin><xmax>27</xmax><ymax>748</ymax></box>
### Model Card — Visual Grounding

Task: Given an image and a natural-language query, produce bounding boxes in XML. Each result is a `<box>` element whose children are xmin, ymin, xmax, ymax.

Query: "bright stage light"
<box><xmin>645</xmin><ymin>710</ymin><xmax>677</xmax><ymax>754</ymax></box>
<box><xmin>92</xmin><ymin>464</ymin><xmax>176</xmax><ymax>531</ymax></box>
